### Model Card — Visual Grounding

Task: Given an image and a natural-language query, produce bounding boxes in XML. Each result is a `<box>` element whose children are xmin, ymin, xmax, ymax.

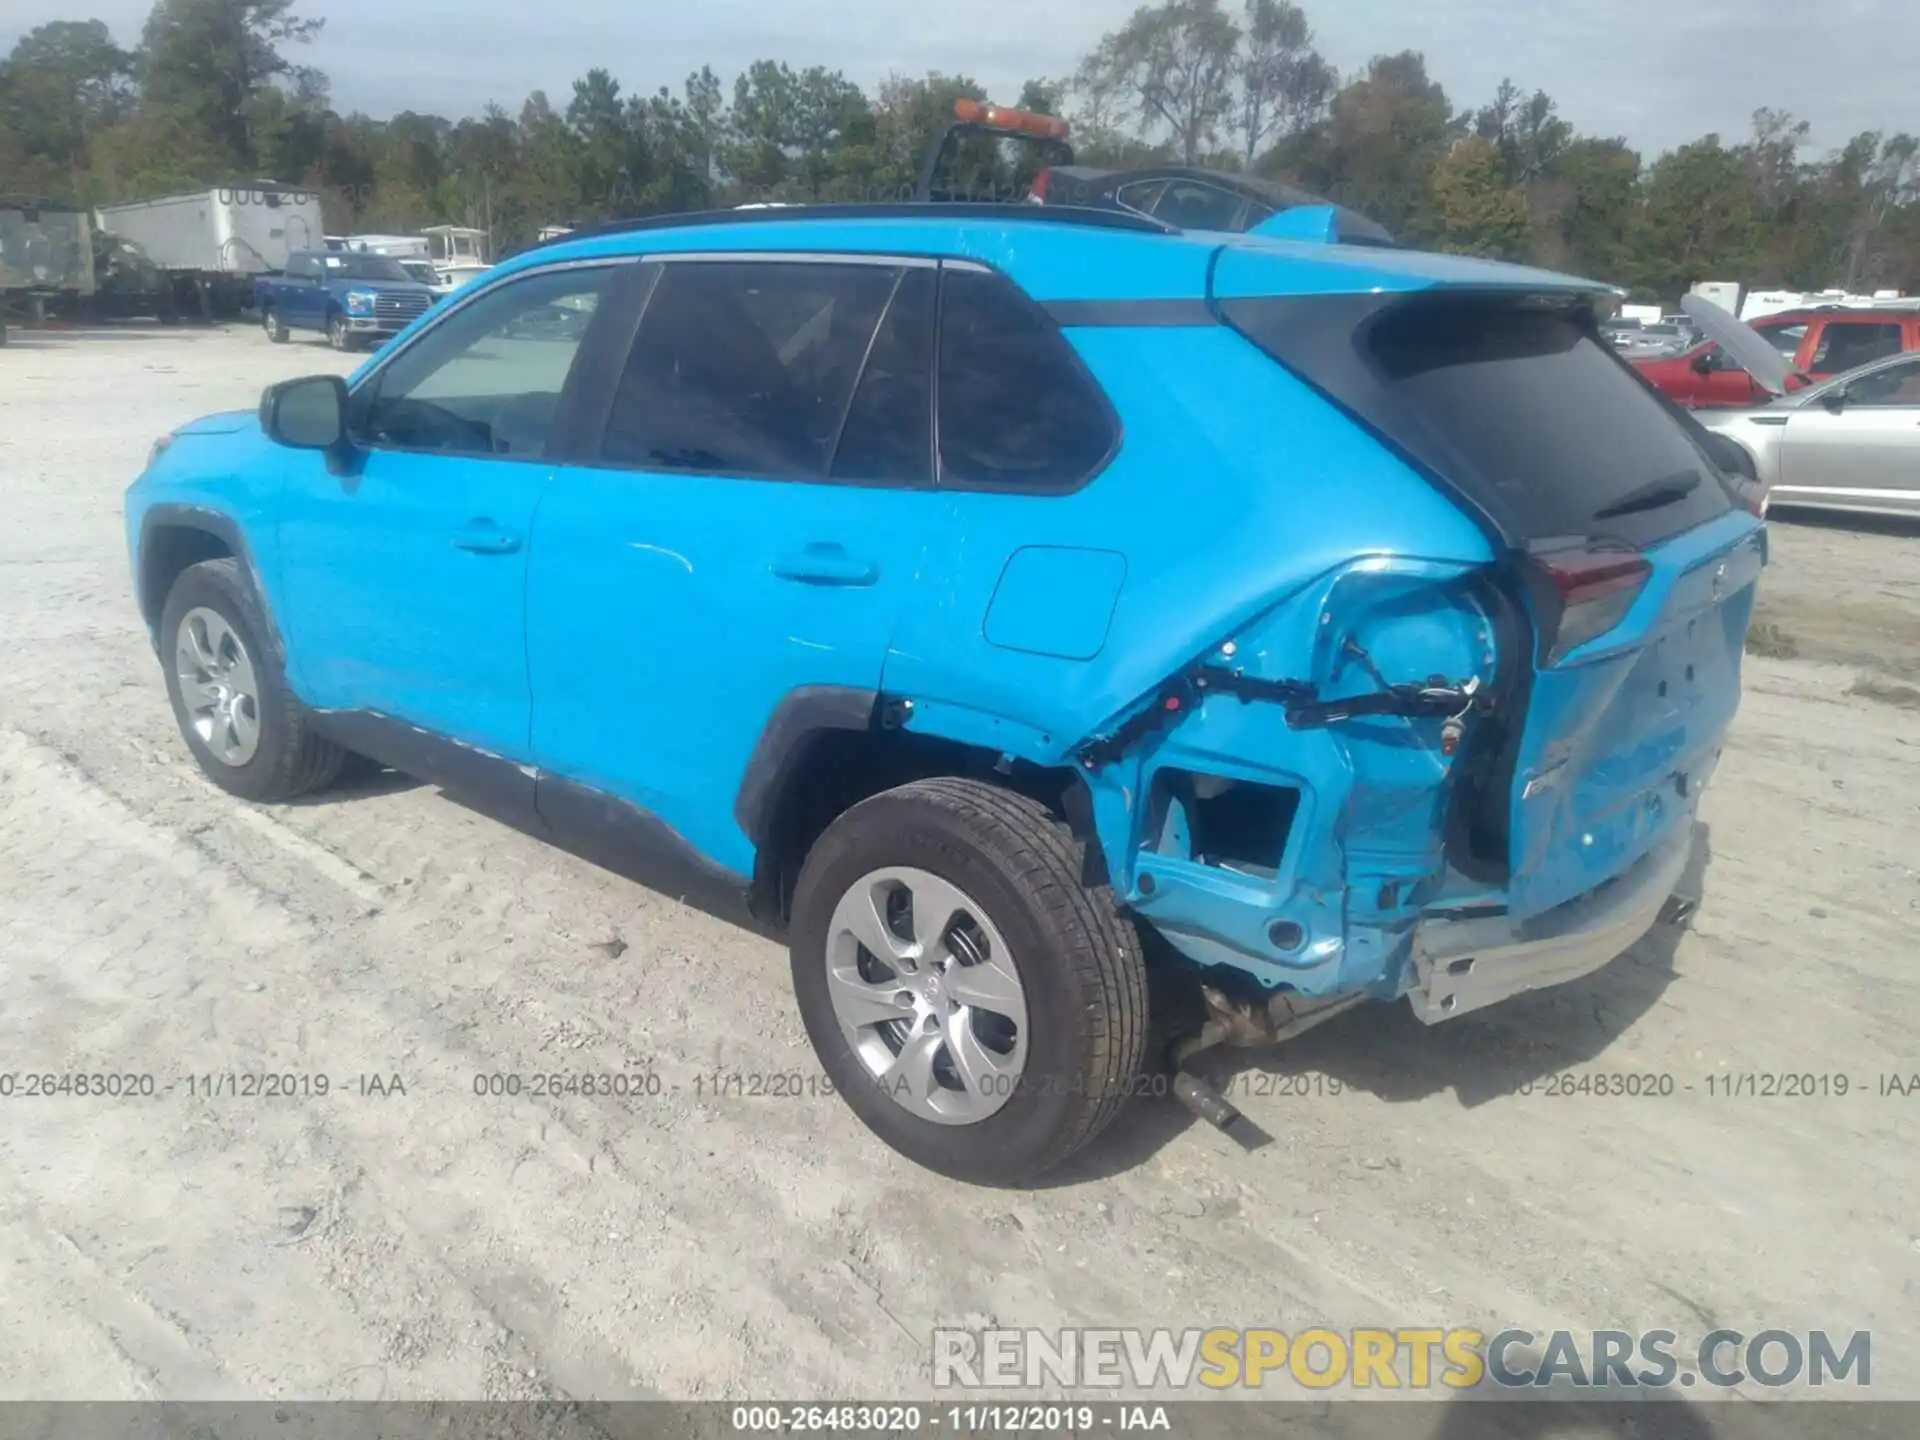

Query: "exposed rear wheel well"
<box><xmin>749</xmin><ymin>728</ymin><xmax>1103</xmax><ymax>925</ymax></box>
<box><xmin>140</xmin><ymin>524</ymin><xmax>234</xmax><ymax>637</ymax></box>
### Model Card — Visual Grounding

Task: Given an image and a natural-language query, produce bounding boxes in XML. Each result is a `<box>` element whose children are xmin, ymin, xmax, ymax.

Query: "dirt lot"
<box><xmin>1</xmin><ymin>323</ymin><xmax>1917</xmax><ymax>1411</ymax></box>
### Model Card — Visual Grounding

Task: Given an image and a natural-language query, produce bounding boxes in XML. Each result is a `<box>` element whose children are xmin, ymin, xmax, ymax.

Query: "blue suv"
<box><xmin>126</xmin><ymin>202</ymin><xmax>1765</xmax><ymax>1182</ymax></box>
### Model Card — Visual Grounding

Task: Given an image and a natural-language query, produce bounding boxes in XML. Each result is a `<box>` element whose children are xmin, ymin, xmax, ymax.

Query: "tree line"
<box><xmin>2</xmin><ymin>0</ymin><xmax>1916</xmax><ymax>301</ymax></box>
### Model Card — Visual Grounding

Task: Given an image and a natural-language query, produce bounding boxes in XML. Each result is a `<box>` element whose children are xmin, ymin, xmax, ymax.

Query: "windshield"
<box><xmin>323</xmin><ymin>254</ymin><xmax>411</xmax><ymax>281</ymax></box>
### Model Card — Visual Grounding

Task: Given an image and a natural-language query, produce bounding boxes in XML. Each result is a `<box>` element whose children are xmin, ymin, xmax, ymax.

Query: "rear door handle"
<box><xmin>452</xmin><ymin>522</ymin><xmax>521</xmax><ymax>555</ymax></box>
<box><xmin>771</xmin><ymin>544</ymin><xmax>878</xmax><ymax>586</ymax></box>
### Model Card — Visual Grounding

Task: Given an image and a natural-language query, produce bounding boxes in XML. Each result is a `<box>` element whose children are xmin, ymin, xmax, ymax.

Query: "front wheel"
<box><xmin>263</xmin><ymin>306</ymin><xmax>289</xmax><ymax>343</ymax></box>
<box><xmin>159</xmin><ymin>558</ymin><xmax>347</xmax><ymax>802</ymax></box>
<box><xmin>327</xmin><ymin>313</ymin><xmax>354</xmax><ymax>351</ymax></box>
<box><xmin>789</xmin><ymin>778</ymin><xmax>1149</xmax><ymax>1185</ymax></box>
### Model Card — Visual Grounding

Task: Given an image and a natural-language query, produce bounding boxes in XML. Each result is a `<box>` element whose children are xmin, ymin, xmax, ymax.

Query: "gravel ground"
<box><xmin>1</xmin><ymin>323</ymin><xmax>1917</xmax><ymax>1410</ymax></box>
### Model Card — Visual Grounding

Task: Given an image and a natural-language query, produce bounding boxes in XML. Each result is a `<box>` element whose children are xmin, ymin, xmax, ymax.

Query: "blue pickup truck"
<box><xmin>254</xmin><ymin>249</ymin><xmax>437</xmax><ymax>350</ymax></box>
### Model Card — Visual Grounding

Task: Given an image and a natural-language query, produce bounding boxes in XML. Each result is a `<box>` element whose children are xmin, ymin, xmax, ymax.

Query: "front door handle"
<box><xmin>771</xmin><ymin>544</ymin><xmax>878</xmax><ymax>587</ymax></box>
<box><xmin>452</xmin><ymin>522</ymin><xmax>521</xmax><ymax>555</ymax></box>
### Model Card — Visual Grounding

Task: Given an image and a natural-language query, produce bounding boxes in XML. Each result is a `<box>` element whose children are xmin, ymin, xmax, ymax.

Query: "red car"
<box><xmin>1635</xmin><ymin>306</ymin><xmax>1920</xmax><ymax>407</ymax></box>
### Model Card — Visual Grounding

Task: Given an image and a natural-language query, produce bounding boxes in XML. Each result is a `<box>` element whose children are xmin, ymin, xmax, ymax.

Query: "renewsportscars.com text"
<box><xmin>932</xmin><ymin>1327</ymin><xmax>1871</xmax><ymax>1391</ymax></box>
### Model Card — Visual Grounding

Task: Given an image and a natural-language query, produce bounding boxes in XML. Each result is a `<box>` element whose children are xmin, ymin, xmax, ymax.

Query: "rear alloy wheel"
<box><xmin>263</xmin><ymin>307</ymin><xmax>288</xmax><ymax>343</ymax></box>
<box><xmin>823</xmin><ymin>866</ymin><xmax>1031</xmax><ymax>1126</ymax></box>
<box><xmin>790</xmin><ymin>778</ymin><xmax>1149</xmax><ymax>1184</ymax></box>
<box><xmin>160</xmin><ymin>558</ymin><xmax>346</xmax><ymax>802</ymax></box>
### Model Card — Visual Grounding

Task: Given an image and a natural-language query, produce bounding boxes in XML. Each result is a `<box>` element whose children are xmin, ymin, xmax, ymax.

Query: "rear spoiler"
<box><xmin>1247</xmin><ymin>203</ymin><xmax>1398</xmax><ymax>249</ymax></box>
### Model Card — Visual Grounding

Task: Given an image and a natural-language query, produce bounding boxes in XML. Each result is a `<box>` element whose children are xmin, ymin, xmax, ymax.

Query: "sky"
<box><xmin>6</xmin><ymin>0</ymin><xmax>1917</xmax><ymax>160</ymax></box>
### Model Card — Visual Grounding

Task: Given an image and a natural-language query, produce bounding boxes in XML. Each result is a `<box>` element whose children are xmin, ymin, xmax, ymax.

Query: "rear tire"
<box><xmin>159</xmin><ymin>558</ymin><xmax>346</xmax><ymax>803</ymax></box>
<box><xmin>789</xmin><ymin>777</ymin><xmax>1148</xmax><ymax>1185</ymax></box>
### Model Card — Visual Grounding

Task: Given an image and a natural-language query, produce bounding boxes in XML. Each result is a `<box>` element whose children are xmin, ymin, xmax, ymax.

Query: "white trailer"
<box><xmin>1688</xmin><ymin>281</ymin><xmax>1742</xmax><ymax>317</ymax></box>
<box><xmin>94</xmin><ymin>184</ymin><xmax>324</xmax><ymax>315</ymax></box>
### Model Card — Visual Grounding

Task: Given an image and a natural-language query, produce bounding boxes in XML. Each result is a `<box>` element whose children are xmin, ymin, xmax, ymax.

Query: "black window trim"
<box><xmin>341</xmin><ymin>256</ymin><xmax>637</xmax><ymax>467</ymax></box>
<box><xmin>488</xmin><ymin>248</ymin><xmax>1124</xmax><ymax>498</ymax></box>
<box><xmin>931</xmin><ymin>259</ymin><xmax>1124</xmax><ymax>496</ymax></box>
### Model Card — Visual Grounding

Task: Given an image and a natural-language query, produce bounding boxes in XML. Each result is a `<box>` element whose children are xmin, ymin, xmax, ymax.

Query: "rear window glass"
<box><xmin>1811</xmin><ymin>321</ymin><xmax>1902</xmax><ymax>372</ymax></box>
<box><xmin>937</xmin><ymin>267</ymin><xmax>1116</xmax><ymax>491</ymax></box>
<box><xmin>1222</xmin><ymin>293</ymin><xmax>1734</xmax><ymax>548</ymax></box>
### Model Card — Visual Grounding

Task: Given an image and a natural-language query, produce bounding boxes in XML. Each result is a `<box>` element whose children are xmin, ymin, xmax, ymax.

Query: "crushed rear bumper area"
<box><xmin>1407</xmin><ymin>818</ymin><xmax>1700</xmax><ymax>1024</ymax></box>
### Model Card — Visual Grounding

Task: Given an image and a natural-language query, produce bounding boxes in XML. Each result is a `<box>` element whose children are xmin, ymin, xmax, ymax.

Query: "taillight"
<box><xmin>1524</xmin><ymin>547</ymin><xmax>1652</xmax><ymax>663</ymax></box>
<box><xmin>1732</xmin><ymin>477</ymin><xmax>1769</xmax><ymax>518</ymax></box>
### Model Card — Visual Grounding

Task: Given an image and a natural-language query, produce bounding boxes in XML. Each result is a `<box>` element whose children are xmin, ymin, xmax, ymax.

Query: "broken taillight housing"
<box><xmin>1524</xmin><ymin>546</ymin><xmax>1653</xmax><ymax>663</ymax></box>
<box><xmin>1732</xmin><ymin>477</ymin><xmax>1769</xmax><ymax>518</ymax></box>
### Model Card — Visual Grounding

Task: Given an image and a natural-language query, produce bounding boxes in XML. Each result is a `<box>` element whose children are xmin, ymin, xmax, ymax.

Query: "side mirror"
<box><xmin>261</xmin><ymin>374</ymin><xmax>348</xmax><ymax>450</ymax></box>
<box><xmin>1820</xmin><ymin>387</ymin><xmax>1847</xmax><ymax>413</ymax></box>
<box><xmin>1690</xmin><ymin>351</ymin><xmax>1715</xmax><ymax>375</ymax></box>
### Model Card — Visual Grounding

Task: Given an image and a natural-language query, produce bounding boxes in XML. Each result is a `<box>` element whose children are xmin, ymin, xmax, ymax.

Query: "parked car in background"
<box><xmin>1638</xmin><ymin>304</ymin><xmax>1920</xmax><ymax>407</ymax></box>
<box><xmin>1033</xmin><ymin>164</ymin><xmax>1396</xmax><ymax>244</ymax></box>
<box><xmin>253</xmin><ymin>249</ymin><xmax>437</xmax><ymax>349</ymax></box>
<box><xmin>1617</xmin><ymin>322</ymin><xmax>1692</xmax><ymax>360</ymax></box>
<box><xmin>1601</xmin><ymin>318</ymin><xmax>1641</xmax><ymax>349</ymax></box>
<box><xmin>1698</xmin><ymin>349</ymin><xmax>1920</xmax><ymax>518</ymax></box>
<box><xmin>916</xmin><ymin>98</ymin><xmax>1396</xmax><ymax>244</ymax></box>
<box><xmin>127</xmin><ymin>201</ymin><xmax>1763</xmax><ymax>1183</ymax></box>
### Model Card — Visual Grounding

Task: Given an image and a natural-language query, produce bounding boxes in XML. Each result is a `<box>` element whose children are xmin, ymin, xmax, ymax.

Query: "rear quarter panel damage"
<box><xmin>886</xmin><ymin>322</ymin><xmax>1501</xmax><ymax>995</ymax></box>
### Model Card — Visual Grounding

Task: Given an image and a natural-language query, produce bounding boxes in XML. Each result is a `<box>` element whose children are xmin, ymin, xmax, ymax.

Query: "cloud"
<box><xmin>6</xmin><ymin>0</ymin><xmax>1911</xmax><ymax>158</ymax></box>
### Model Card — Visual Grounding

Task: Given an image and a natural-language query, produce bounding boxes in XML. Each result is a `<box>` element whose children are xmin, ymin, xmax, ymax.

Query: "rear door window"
<box><xmin>936</xmin><ymin>267</ymin><xmax>1117</xmax><ymax>491</ymax></box>
<box><xmin>1150</xmin><ymin>180</ymin><xmax>1243</xmax><ymax>231</ymax></box>
<box><xmin>1222</xmin><ymin>292</ymin><xmax>1734</xmax><ymax>548</ymax></box>
<box><xmin>1113</xmin><ymin>180</ymin><xmax>1169</xmax><ymax>217</ymax></box>
<box><xmin>1811</xmin><ymin>321</ymin><xmax>1903</xmax><ymax>372</ymax></box>
<box><xmin>601</xmin><ymin>260</ymin><xmax>899</xmax><ymax>478</ymax></box>
<box><xmin>831</xmin><ymin>267</ymin><xmax>935</xmax><ymax>486</ymax></box>
<box><xmin>1841</xmin><ymin>356</ymin><xmax>1920</xmax><ymax>406</ymax></box>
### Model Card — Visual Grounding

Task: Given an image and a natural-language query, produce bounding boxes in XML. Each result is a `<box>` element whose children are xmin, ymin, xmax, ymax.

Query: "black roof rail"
<box><xmin>536</xmin><ymin>201</ymin><xmax>1178</xmax><ymax>249</ymax></box>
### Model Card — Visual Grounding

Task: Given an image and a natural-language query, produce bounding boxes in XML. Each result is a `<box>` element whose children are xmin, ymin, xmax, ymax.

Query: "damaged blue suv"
<box><xmin>126</xmin><ymin>201</ymin><xmax>1766</xmax><ymax>1182</ymax></box>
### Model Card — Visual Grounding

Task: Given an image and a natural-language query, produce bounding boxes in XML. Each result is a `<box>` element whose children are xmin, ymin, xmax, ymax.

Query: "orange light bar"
<box><xmin>953</xmin><ymin>98</ymin><xmax>1070</xmax><ymax>141</ymax></box>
